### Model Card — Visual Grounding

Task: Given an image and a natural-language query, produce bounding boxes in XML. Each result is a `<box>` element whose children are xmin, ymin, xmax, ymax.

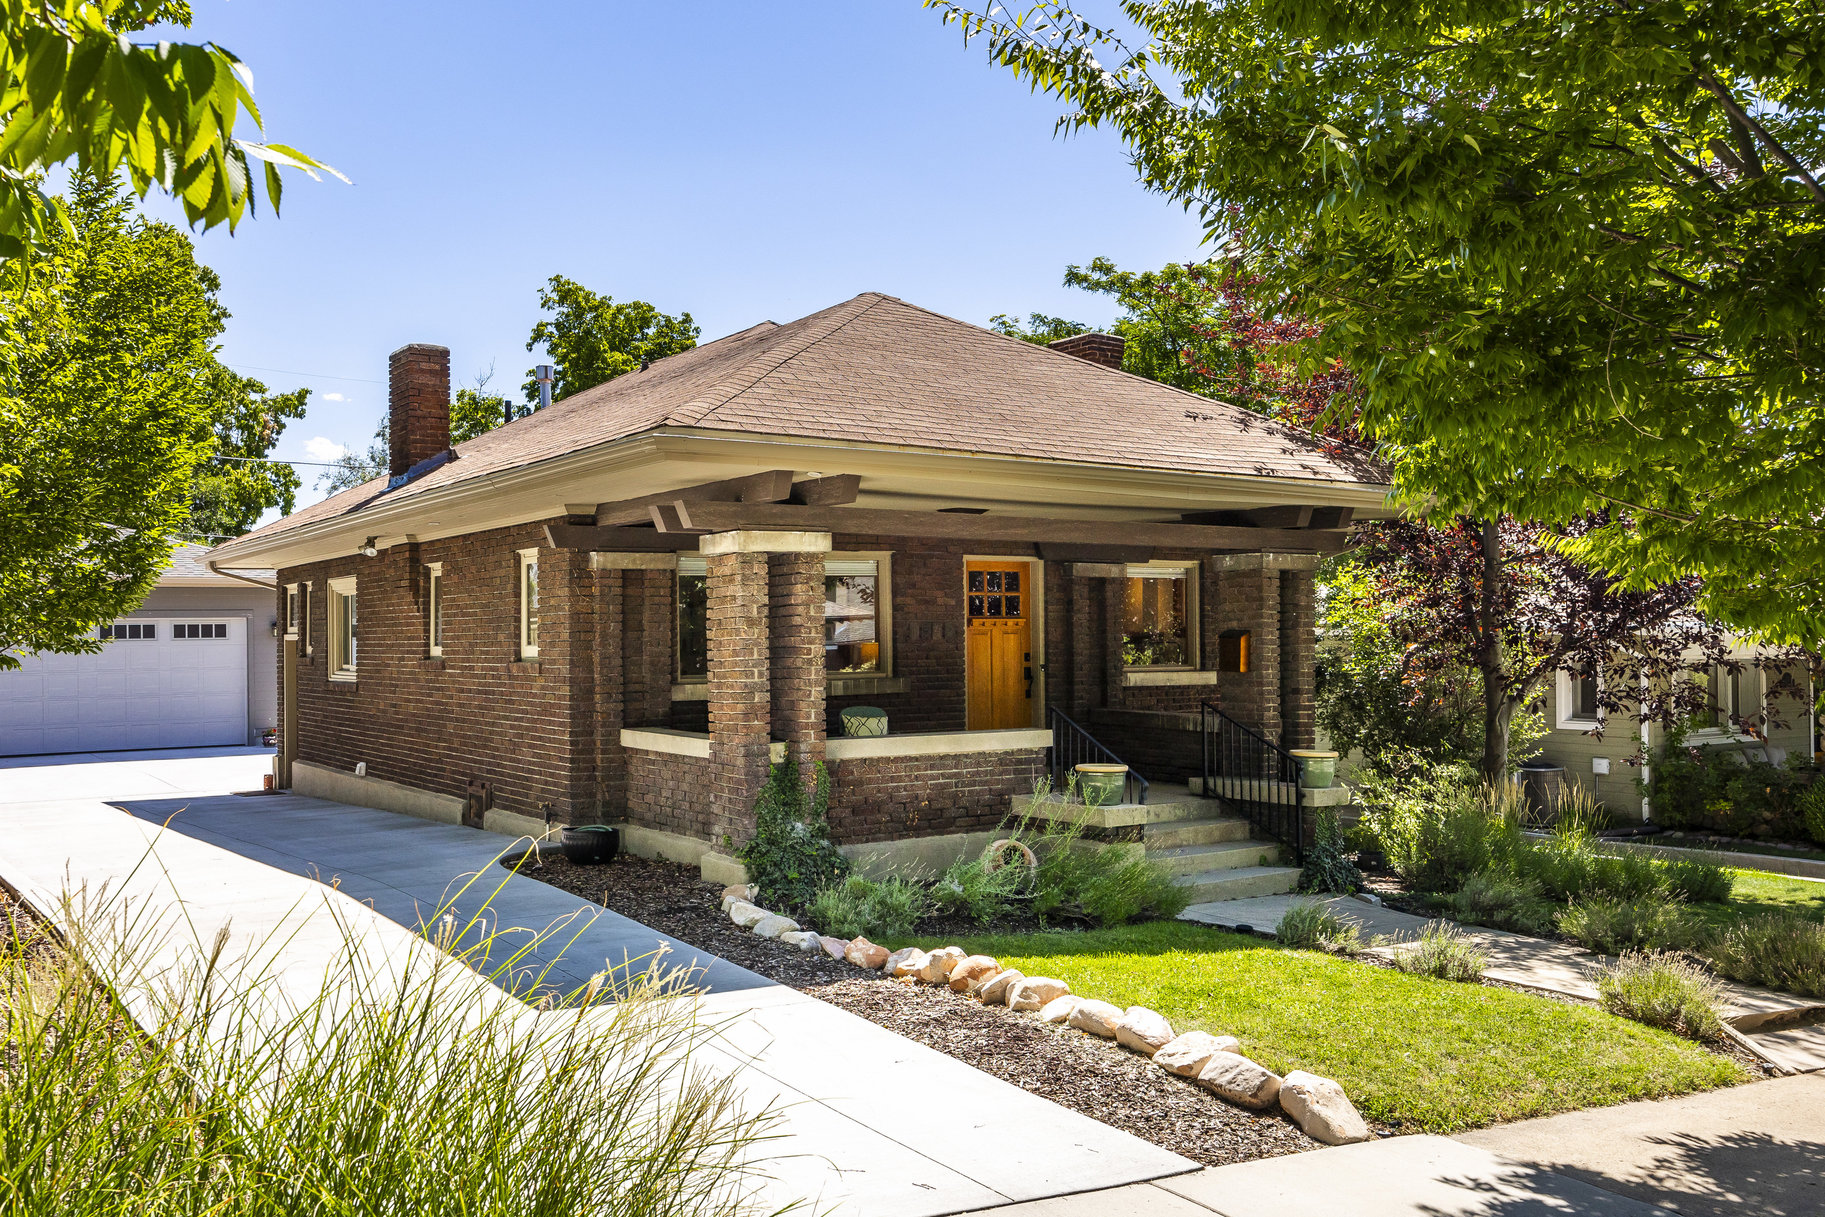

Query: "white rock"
<box><xmin>752</xmin><ymin>914</ymin><xmax>799</xmax><ymax>939</ymax></box>
<box><xmin>1066</xmin><ymin>999</ymin><xmax>1125</xmax><ymax>1038</ymax></box>
<box><xmin>1153</xmin><ymin>1031</ymin><xmax>1241</xmax><ymax>1078</ymax></box>
<box><xmin>727</xmin><ymin>901</ymin><xmax>769</xmax><ymax>929</ymax></box>
<box><xmin>1038</xmin><ymin>994</ymin><xmax>1082</xmax><ymax>1023</ymax></box>
<box><xmin>780</xmin><ymin>930</ymin><xmax>821</xmax><ymax>951</ymax></box>
<box><xmin>1279</xmin><ymin>1070</ymin><xmax>1372</xmax><ymax>1145</ymax></box>
<box><xmin>977</xmin><ymin>969</ymin><xmax>1025</xmax><ymax>1006</ymax></box>
<box><xmin>914</xmin><ymin>946</ymin><xmax>968</xmax><ymax>985</ymax></box>
<box><xmin>883</xmin><ymin>947</ymin><xmax>928</xmax><ymax>977</ymax></box>
<box><xmin>1113</xmin><ymin>1006</ymin><xmax>1175</xmax><ymax>1056</ymax></box>
<box><xmin>1196</xmin><ymin>1054</ymin><xmax>1283</xmax><ymax>1110</ymax></box>
<box><xmin>1007</xmin><ymin>977</ymin><xmax>1070</xmax><ymax>1012</ymax></box>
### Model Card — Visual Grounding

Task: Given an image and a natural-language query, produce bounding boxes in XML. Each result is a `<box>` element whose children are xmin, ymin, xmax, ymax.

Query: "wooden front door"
<box><xmin>966</xmin><ymin>561</ymin><xmax>1035</xmax><ymax>730</ymax></box>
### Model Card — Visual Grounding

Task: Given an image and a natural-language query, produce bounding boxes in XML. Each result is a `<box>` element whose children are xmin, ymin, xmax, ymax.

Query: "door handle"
<box><xmin>1024</xmin><ymin>666</ymin><xmax>1034</xmax><ymax>698</ymax></box>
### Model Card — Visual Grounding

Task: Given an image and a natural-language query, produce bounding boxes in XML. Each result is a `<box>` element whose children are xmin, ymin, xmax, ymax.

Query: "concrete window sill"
<box><xmin>328</xmin><ymin>672</ymin><xmax>357</xmax><ymax>685</ymax></box>
<box><xmin>1122</xmin><ymin>668</ymin><xmax>1222</xmax><ymax>687</ymax></box>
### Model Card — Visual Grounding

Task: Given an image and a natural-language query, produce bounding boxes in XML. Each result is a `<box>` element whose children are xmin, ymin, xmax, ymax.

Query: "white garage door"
<box><xmin>0</xmin><ymin>617</ymin><xmax>248</xmax><ymax>756</ymax></box>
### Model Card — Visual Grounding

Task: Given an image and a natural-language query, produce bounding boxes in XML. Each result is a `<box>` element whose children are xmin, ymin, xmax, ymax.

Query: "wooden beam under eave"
<box><xmin>593</xmin><ymin>469</ymin><xmax>796</xmax><ymax>526</ymax></box>
<box><xmin>1181</xmin><ymin>505</ymin><xmax>1318</xmax><ymax>529</ymax></box>
<box><xmin>790</xmin><ymin>473</ymin><xmax>861</xmax><ymax>506</ymax></box>
<box><xmin>657</xmin><ymin>502</ymin><xmax>1350</xmax><ymax>552</ymax></box>
<box><xmin>544</xmin><ymin>523</ymin><xmax>701</xmax><ymax>552</ymax></box>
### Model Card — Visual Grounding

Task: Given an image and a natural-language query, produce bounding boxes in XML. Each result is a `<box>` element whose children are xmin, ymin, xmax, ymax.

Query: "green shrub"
<box><xmin>1443</xmin><ymin>871</ymin><xmax>1557</xmax><ymax>937</ymax></box>
<box><xmin>1644</xmin><ymin>732</ymin><xmax>1817</xmax><ymax>840</ymax></box>
<box><xmin>1703</xmin><ymin>913</ymin><xmax>1825</xmax><ymax>999</ymax></box>
<box><xmin>1027</xmin><ymin>818</ymin><xmax>1188</xmax><ymax>927</ymax></box>
<box><xmin>1356</xmin><ymin>762</ymin><xmax>1498</xmax><ymax>892</ymax></box>
<box><xmin>807</xmin><ymin>873</ymin><xmax>928</xmax><ymax>940</ymax></box>
<box><xmin>1660</xmin><ymin>855</ymin><xmax>1734</xmax><ymax>904</ymax></box>
<box><xmin>1298</xmin><ymin>807</ymin><xmax>1363</xmax><ymax>894</ymax></box>
<box><xmin>929</xmin><ymin>850</ymin><xmax>1028</xmax><ymax>924</ymax></box>
<box><xmin>1557</xmin><ymin>898</ymin><xmax>1697</xmax><ymax>954</ymax></box>
<box><xmin>1275</xmin><ymin>900</ymin><xmax>1363</xmax><ymax>955</ymax></box>
<box><xmin>738</xmin><ymin>757</ymin><xmax>847</xmax><ymax>911</ymax></box>
<box><xmin>1392</xmin><ymin>921</ymin><xmax>1487</xmax><ymax>982</ymax></box>
<box><xmin>1596</xmin><ymin>950</ymin><xmax>1726</xmax><ymax>1041</ymax></box>
<box><xmin>1800</xmin><ymin>780</ymin><xmax>1825</xmax><ymax>847</ymax></box>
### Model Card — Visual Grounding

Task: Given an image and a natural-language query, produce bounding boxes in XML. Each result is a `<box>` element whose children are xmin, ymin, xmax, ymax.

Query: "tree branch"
<box><xmin>1697</xmin><ymin>74</ymin><xmax>1825</xmax><ymax>206</ymax></box>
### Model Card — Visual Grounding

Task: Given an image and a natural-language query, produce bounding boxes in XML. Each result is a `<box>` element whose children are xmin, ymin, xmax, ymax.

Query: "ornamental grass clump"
<box><xmin>1703</xmin><ymin>912</ymin><xmax>1825</xmax><ymax>1000</ymax></box>
<box><xmin>1026</xmin><ymin>815</ymin><xmax>1189</xmax><ymax>927</ymax></box>
<box><xmin>808</xmin><ymin>873</ymin><xmax>928</xmax><ymax>940</ymax></box>
<box><xmin>1443</xmin><ymin>871</ymin><xmax>1556</xmax><ymax>937</ymax></box>
<box><xmin>1392</xmin><ymin>921</ymin><xmax>1487</xmax><ymax>983</ymax></box>
<box><xmin>1557</xmin><ymin>897</ymin><xmax>1699</xmax><ymax>955</ymax></box>
<box><xmin>0</xmin><ymin>885</ymin><xmax>779</xmax><ymax>1217</ymax></box>
<box><xmin>1274</xmin><ymin>899</ymin><xmax>1362</xmax><ymax>956</ymax></box>
<box><xmin>1596</xmin><ymin>950</ymin><xmax>1726</xmax><ymax>1041</ymax></box>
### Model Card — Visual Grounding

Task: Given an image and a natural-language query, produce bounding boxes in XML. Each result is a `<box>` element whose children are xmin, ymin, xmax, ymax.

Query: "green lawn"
<box><xmin>1689</xmin><ymin>867</ymin><xmax>1825</xmax><ymax>931</ymax></box>
<box><xmin>884</xmin><ymin>921</ymin><xmax>1745</xmax><ymax>1133</ymax></box>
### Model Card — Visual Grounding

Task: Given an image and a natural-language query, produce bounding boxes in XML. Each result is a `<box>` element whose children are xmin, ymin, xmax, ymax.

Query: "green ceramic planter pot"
<box><xmin>1074</xmin><ymin>762</ymin><xmax>1128</xmax><ymax>806</ymax></box>
<box><xmin>1291</xmin><ymin>750</ymin><xmax>1339</xmax><ymax>790</ymax></box>
<box><xmin>841</xmin><ymin>706</ymin><xmax>888</xmax><ymax>737</ymax></box>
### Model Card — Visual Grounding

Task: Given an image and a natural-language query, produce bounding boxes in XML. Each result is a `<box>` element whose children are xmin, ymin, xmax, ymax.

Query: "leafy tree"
<box><xmin>524</xmin><ymin>275</ymin><xmax>698</xmax><ymax>404</ymax></box>
<box><xmin>316</xmin><ymin>417</ymin><xmax>386</xmax><ymax>495</ymax></box>
<box><xmin>185</xmin><ymin>366</ymin><xmax>308</xmax><ymax>540</ymax></box>
<box><xmin>0</xmin><ymin>174</ymin><xmax>222</xmax><ymax>666</ymax></box>
<box><xmin>989</xmin><ymin>310</ymin><xmax>1086</xmax><ymax>344</ymax></box>
<box><xmin>928</xmin><ymin>0</ymin><xmax>1825</xmax><ymax>645</ymax></box>
<box><xmin>448</xmin><ymin>365</ymin><xmax>521</xmax><ymax>444</ymax></box>
<box><xmin>0</xmin><ymin>0</ymin><xmax>340</xmax><ymax>261</ymax></box>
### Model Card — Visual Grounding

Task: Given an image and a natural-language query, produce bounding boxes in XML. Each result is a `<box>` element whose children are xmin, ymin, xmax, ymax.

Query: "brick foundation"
<box><xmin>827</xmin><ymin>748</ymin><xmax>1045</xmax><ymax>845</ymax></box>
<box><xmin>625</xmin><ymin>747</ymin><xmax>717</xmax><ymax>841</ymax></box>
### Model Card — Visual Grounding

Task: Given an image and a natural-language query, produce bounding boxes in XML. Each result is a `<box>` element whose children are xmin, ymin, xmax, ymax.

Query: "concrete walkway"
<box><xmin>1182</xmin><ymin>894</ymin><xmax>1825</xmax><ymax>1072</ymax></box>
<box><xmin>0</xmin><ymin>750</ymin><xmax>1194</xmax><ymax>1217</ymax></box>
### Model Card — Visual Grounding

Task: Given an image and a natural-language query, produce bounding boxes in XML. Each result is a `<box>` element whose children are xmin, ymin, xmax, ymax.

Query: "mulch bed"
<box><xmin>518</xmin><ymin>852</ymin><xmax>1322</xmax><ymax>1166</ymax></box>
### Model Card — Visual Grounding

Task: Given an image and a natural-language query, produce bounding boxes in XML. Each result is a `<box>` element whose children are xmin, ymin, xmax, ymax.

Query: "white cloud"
<box><xmin>303</xmin><ymin>436</ymin><xmax>347</xmax><ymax>462</ymax></box>
<box><xmin>320</xmin><ymin>391</ymin><xmax>348</xmax><ymax>402</ymax></box>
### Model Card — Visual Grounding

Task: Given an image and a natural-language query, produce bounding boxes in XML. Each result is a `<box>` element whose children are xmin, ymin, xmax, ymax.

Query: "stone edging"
<box><xmin>716</xmin><ymin>884</ymin><xmax>1374</xmax><ymax>1146</ymax></box>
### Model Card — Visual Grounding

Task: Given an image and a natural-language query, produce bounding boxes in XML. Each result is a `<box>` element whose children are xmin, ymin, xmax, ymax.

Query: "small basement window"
<box><xmin>328</xmin><ymin>576</ymin><xmax>358</xmax><ymax>680</ymax></box>
<box><xmin>1121</xmin><ymin>563</ymin><xmax>1198</xmax><ymax>667</ymax></box>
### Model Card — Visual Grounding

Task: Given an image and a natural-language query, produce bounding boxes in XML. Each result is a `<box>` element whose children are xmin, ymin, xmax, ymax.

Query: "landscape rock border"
<box><xmin>719</xmin><ymin>885</ymin><xmax>1370</xmax><ymax>1143</ymax></box>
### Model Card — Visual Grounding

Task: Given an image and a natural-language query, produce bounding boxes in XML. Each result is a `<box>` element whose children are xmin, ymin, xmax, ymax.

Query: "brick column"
<box><xmin>1279</xmin><ymin>568</ymin><xmax>1317</xmax><ymax>750</ymax></box>
<box><xmin>706</xmin><ymin>551</ymin><xmax>771</xmax><ymax>846</ymax></box>
<box><xmin>594</xmin><ymin>569</ymin><xmax>627</xmax><ymax>815</ymax></box>
<box><xmin>1213</xmin><ymin>565</ymin><xmax>1281</xmax><ymax>741</ymax></box>
<box><xmin>769</xmin><ymin>551</ymin><xmax>827</xmax><ymax>783</ymax></box>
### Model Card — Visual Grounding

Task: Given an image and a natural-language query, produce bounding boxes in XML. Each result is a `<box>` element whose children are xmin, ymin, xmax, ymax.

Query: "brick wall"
<box><xmin>827</xmin><ymin>748</ymin><xmax>1044</xmax><ymax>844</ymax></box>
<box><xmin>1279</xmin><ymin>568</ymin><xmax>1317</xmax><ymax>750</ymax></box>
<box><xmin>625</xmin><ymin>747</ymin><xmax>717</xmax><ymax>841</ymax></box>
<box><xmin>277</xmin><ymin>517</ymin><xmax>597</xmax><ymax>823</ymax></box>
<box><xmin>706</xmin><ymin>551</ymin><xmax>771</xmax><ymax>846</ymax></box>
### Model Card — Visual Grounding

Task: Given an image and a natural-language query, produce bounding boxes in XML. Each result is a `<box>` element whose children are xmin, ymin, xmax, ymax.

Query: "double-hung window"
<box><xmin>328</xmin><ymin>576</ymin><xmax>358</xmax><ymax>680</ymax></box>
<box><xmin>284</xmin><ymin>584</ymin><xmax>300</xmax><ymax>639</ymax></box>
<box><xmin>517</xmin><ymin>549</ymin><xmax>540</xmax><ymax>660</ymax></box>
<box><xmin>426</xmin><ymin>563</ymin><xmax>443</xmax><ymax>657</ymax></box>
<box><xmin>1557</xmin><ymin>668</ymin><xmax>1602</xmax><ymax>728</ymax></box>
<box><xmin>1705</xmin><ymin>662</ymin><xmax>1758</xmax><ymax>733</ymax></box>
<box><xmin>673</xmin><ymin>553</ymin><xmax>891</xmax><ymax>680</ymax></box>
<box><xmin>1120</xmin><ymin>563</ymin><xmax>1198</xmax><ymax>668</ymax></box>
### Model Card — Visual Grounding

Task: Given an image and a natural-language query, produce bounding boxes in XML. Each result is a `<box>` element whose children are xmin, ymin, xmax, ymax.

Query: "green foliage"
<box><xmin>524</xmin><ymin>275</ymin><xmax>698</xmax><ymax>404</ymax></box>
<box><xmin>1645</xmin><ymin>733</ymin><xmax>1819</xmax><ymax>840</ymax></box>
<box><xmin>448</xmin><ymin>365</ymin><xmax>524</xmax><ymax>445</ymax></box>
<box><xmin>1443</xmin><ymin>873</ymin><xmax>1557</xmax><ymax>938</ymax></box>
<box><xmin>1663</xmin><ymin>856</ymin><xmax>1736</xmax><ymax>905</ymax></box>
<box><xmin>929</xmin><ymin>850</ymin><xmax>1028</xmax><ymax>924</ymax></box>
<box><xmin>0</xmin><ymin>887</ymin><xmax>772</xmax><ymax>1214</ymax></box>
<box><xmin>737</xmin><ymin>758</ymin><xmax>846</xmax><ymax>912</ymax></box>
<box><xmin>1392</xmin><ymin>922</ymin><xmax>1487</xmax><ymax>983</ymax></box>
<box><xmin>988</xmin><ymin>311</ymin><xmax>1086</xmax><ymax>344</ymax></box>
<box><xmin>1703</xmin><ymin>913</ymin><xmax>1825</xmax><ymax>999</ymax></box>
<box><xmin>185</xmin><ymin>369</ymin><xmax>308</xmax><ymax>540</ymax></box>
<box><xmin>0</xmin><ymin>0</ymin><xmax>341</xmax><ymax>261</ymax></box>
<box><xmin>1356</xmin><ymin>763</ymin><xmax>1499</xmax><ymax>892</ymax></box>
<box><xmin>1</xmin><ymin>175</ymin><xmax>241</xmax><ymax>666</ymax></box>
<box><xmin>1802</xmin><ymin>781</ymin><xmax>1825</xmax><ymax>847</ymax></box>
<box><xmin>1274</xmin><ymin>899</ymin><xmax>1361</xmax><ymax>955</ymax></box>
<box><xmin>1597</xmin><ymin>951</ymin><xmax>1727</xmax><ymax>1041</ymax></box>
<box><xmin>1558</xmin><ymin>898</ymin><xmax>1699</xmax><ymax>955</ymax></box>
<box><xmin>1026</xmin><ymin>816</ymin><xmax>1188</xmax><ymax>927</ymax></box>
<box><xmin>1297</xmin><ymin>807</ymin><xmax>1361</xmax><ymax>894</ymax></box>
<box><xmin>929</xmin><ymin>0</ymin><xmax>1825</xmax><ymax>645</ymax></box>
<box><xmin>808</xmin><ymin>873</ymin><xmax>928</xmax><ymax>940</ymax></box>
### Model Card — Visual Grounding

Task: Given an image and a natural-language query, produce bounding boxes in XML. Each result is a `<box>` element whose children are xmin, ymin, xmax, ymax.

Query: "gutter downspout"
<box><xmin>206</xmin><ymin>560</ymin><xmax>278</xmax><ymax>592</ymax></box>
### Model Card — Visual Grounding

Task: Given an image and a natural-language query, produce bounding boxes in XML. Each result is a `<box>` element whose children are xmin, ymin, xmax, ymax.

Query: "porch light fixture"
<box><xmin>360</xmin><ymin>536</ymin><xmax>379</xmax><ymax>558</ymax></box>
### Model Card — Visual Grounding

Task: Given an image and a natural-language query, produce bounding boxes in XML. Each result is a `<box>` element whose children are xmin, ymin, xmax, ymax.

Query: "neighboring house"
<box><xmin>0</xmin><ymin>544</ymin><xmax>277</xmax><ymax>756</ymax></box>
<box><xmin>1536</xmin><ymin>644</ymin><xmax>1819</xmax><ymax>818</ymax></box>
<box><xmin>206</xmin><ymin>292</ymin><xmax>1389</xmax><ymax>879</ymax></box>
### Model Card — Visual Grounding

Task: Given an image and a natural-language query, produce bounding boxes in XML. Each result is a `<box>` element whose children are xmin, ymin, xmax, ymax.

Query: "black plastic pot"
<box><xmin>560</xmin><ymin>824</ymin><xmax>621</xmax><ymax>865</ymax></box>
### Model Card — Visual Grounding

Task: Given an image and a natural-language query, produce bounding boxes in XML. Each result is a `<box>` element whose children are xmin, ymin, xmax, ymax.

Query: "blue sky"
<box><xmin>141</xmin><ymin>2</ymin><xmax>1207</xmax><ymax>517</ymax></box>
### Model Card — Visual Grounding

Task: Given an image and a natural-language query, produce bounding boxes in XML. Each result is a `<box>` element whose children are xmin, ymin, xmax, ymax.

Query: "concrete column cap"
<box><xmin>700</xmin><ymin>530</ymin><xmax>833</xmax><ymax>555</ymax></box>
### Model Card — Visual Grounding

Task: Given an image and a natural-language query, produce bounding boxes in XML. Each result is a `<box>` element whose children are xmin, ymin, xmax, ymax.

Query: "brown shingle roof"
<box><xmin>231</xmin><ymin>293</ymin><xmax>1384</xmax><ymax>548</ymax></box>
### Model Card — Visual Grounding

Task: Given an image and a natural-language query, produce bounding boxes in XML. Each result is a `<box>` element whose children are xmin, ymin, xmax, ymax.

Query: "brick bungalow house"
<box><xmin>206</xmin><ymin>293</ymin><xmax>1389</xmax><ymax>885</ymax></box>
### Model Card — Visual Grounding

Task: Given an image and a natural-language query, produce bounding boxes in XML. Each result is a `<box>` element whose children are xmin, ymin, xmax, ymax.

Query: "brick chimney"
<box><xmin>1048</xmin><ymin>331</ymin><xmax>1125</xmax><ymax>371</ymax></box>
<box><xmin>388</xmin><ymin>343</ymin><xmax>451</xmax><ymax>476</ymax></box>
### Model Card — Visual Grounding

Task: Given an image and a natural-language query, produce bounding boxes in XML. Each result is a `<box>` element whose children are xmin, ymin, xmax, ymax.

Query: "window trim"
<box><xmin>826</xmin><ymin>551</ymin><xmax>893</xmax><ymax>678</ymax></box>
<box><xmin>1119</xmin><ymin>560</ymin><xmax>1200</xmax><ymax>670</ymax></box>
<box><xmin>1555</xmin><ymin>667</ymin><xmax>1603</xmax><ymax>729</ymax></box>
<box><xmin>299</xmin><ymin>581</ymin><xmax>313</xmax><ymax>656</ymax></box>
<box><xmin>1691</xmin><ymin>660</ymin><xmax>1763</xmax><ymax>738</ymax></box>
<box><xmin>328</xmin><ymin>575</ymin><xmax>358</xmax><ymax>681</ymax></box>
<box><xmin>517</xmin><ymin>549</ymin><xmax>540</xmax><ymax>660</ymax></box>
<box><xmin>284</xmin><ymin>583</ymin><xmax>299</xmax><ymax>640</ymax></box>
<box><xmin>425</xmin><ymin>562</ymin><xmax>443</xmax><ymax>658</ymax></box>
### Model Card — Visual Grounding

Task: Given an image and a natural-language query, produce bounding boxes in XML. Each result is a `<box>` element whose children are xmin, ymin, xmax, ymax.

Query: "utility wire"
<box><xmin>225</xmin><ymin>362</ymin><xmax>383</xmax><ymax>384</ymax></box>
<box><xmin>210</xmin><ymin>454</ymin><xmax>347</xmax><ymax>468</ymax></box>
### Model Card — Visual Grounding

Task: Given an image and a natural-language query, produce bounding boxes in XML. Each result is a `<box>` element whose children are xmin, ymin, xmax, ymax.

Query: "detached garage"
<box><xmin>0</xmin><ymin>545</ymin><xmax>277</xmax><ymax>757</ymax></box>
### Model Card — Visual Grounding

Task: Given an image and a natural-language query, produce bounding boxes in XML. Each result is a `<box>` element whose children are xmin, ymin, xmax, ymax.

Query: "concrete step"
<box><xmin>1149</xmin><ymin>840</ymin><xmax>1285</xmax><ymax>879</ymax></box>
<box><xmin>1173</xmin><ymin>865</ymin><xmax>1302</xmax><ymax>903</ymax></box>
<box><xmin>1143</xmin><ymin>815</ymin><xmax>1254</xmax><ymax>850</ymax></box>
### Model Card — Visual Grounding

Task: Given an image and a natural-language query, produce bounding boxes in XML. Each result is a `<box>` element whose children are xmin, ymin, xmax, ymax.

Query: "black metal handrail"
<box><xmin>1046</xmin><ymin>705</ymin><xmax>1149</xmax><ymax>805</ymax></box>
<box><xmin>1200</xmin><ymin>702</ymin><xmax>1304</xmax><ymax>862</ymax></box>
